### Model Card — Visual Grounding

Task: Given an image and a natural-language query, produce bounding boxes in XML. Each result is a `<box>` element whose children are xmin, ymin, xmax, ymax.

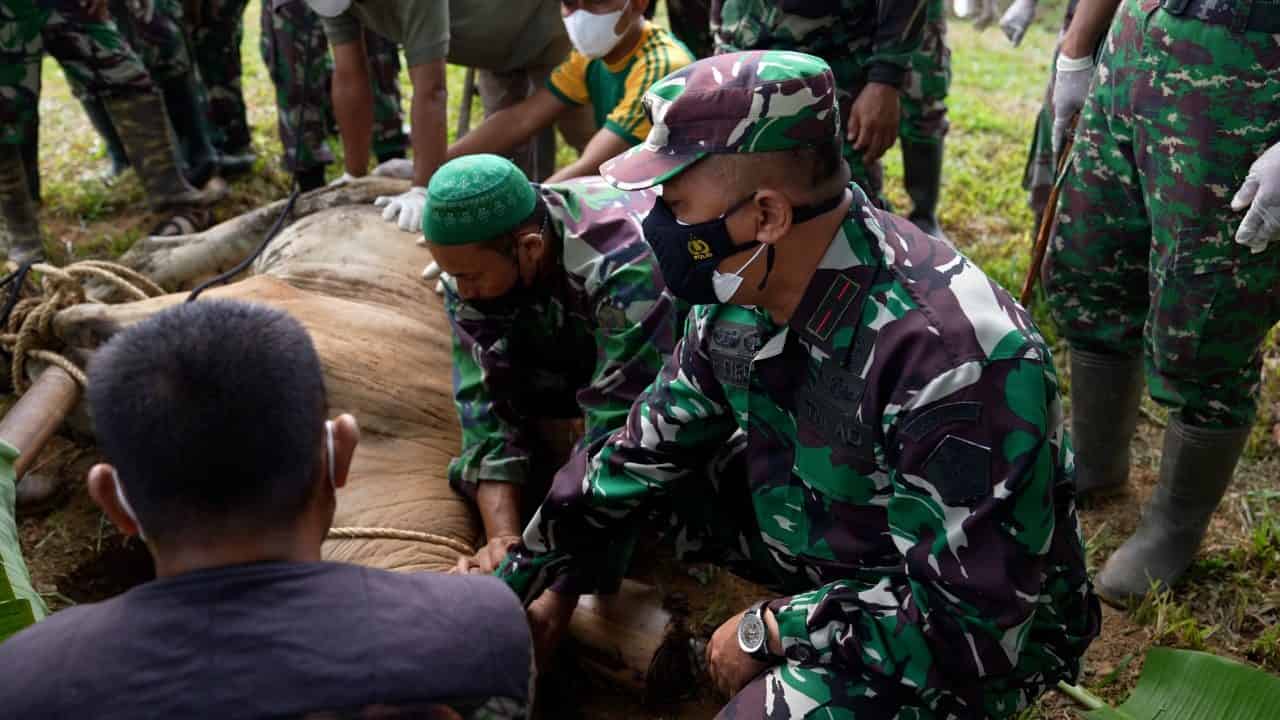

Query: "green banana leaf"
<box><xmin>1064</xmin><ymin>647</ymin><xmax>1280</xmax><ymax>720</ymax></box>
<box><xmin>0</xmin><ymin>439</ymin><xmax>46</xmax><ymax>642</ymax></box>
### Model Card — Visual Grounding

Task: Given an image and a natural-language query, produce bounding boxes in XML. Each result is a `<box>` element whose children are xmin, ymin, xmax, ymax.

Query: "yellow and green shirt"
<box><xmin>547</xmin><ymin>23</ymin><xmax>693</xmax><ymax>145</ymax></box>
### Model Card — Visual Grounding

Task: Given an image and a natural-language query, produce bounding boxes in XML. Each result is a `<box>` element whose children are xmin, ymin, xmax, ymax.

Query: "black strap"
<box><xmin>791</xmin><ymin>192</ymin><xmax>846</xmax><ymax>224</ymax></box>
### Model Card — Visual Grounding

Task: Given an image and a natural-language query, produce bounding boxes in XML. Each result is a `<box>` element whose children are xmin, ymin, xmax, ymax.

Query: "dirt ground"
<box><xmin>15</xmin><ymin>408</ymin><xmax>1278</xmax><ymax>718</ymax></box>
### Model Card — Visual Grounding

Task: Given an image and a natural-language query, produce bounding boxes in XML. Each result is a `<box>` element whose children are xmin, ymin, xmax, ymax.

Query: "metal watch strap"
<box><xmin>743</xmin><ymin>600</ymin><xmax>778</xmax><ymax>663</ymax></box>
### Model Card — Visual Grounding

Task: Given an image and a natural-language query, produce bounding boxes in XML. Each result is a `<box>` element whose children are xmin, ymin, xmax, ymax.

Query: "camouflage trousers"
<box><xmin>105</xmin><ymin>0</ymin><xmax>194</xmax><ymax>83</ymax></box>
<box><xmin>190</xmin><ymin>0</ymin><xmax>251</xmax><ymax>152</ymax></box>
<box><xmin>898</xmin><ymin>0</ymin><xmax>950</xmax><ymax>146</ymax></box>
<box><xmin>0</xmin><ymin>0</ymin><xmax>153</xmax><ymax>148</ymax></box>
<box><xmin>259</xmin><ymin>0</ymin><xmax>406</xmax><ymax>173</ymax></box>
<box><xmin>1043</xmin><ymin>0</ymin><xmax>1280</xmax><ymax>429</ymax></box>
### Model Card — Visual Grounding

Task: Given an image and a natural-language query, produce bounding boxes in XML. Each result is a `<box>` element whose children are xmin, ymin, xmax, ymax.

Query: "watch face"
<box><xmin>738</xmin><ymin>612</ymin><xmax>766</xmax><ymax>654</ymax></box>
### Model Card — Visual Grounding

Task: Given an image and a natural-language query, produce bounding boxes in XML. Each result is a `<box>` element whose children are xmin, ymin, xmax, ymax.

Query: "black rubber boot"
<box><xmin>296</xmin><ymin>166</ymin><xmax>327</xmax><ymax>193</ymax></box>
<box><xmin>902</xmin><ymin>138</ymin><xmax>949</xmax><ymax>244</ymax></box>
<box><xmin>1096</xmin><ymin>418</ymin><xmax>1250</xmax><ymax>606</ymax></box>
<box><xmin>0</xmin><ymin>143</ymin><xmax>45</xmax><ymax>265</ymax></box>
<box><xmin>1070</xmin><ymin>347</ymin><xmax>1144</xmax><ymax>497</ymax></box>
<box><xmin>158</xmin><ymin>73</ymin><xmax>220</xmax><ymax>188</ymax></box>
<box><xmin>103</xmin><ymin>92</ymin><xmax>227</xmax><ymax>210</ymax></box>
<box><xmin>79</xmin><ymin>95</ymin><xmax>131</xmax><ymax>179</ymax></box>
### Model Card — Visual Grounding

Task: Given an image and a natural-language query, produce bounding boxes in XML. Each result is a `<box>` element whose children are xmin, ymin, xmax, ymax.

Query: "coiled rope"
<box><xmin>0</xmin><ymin>260</ymin><xmax>165</xmax><ymax>392</ymax></box>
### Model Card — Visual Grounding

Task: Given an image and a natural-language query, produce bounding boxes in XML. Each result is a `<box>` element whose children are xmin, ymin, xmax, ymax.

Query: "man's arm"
<box><xmin>332</xmin><ymin>37</ymin><xmax>374</xmax><ymax>178</ymax></box>
<box><xmin>546</xmin><ymin>129</ymin><xmax>632</xmax><ymax>182</ymax></box>
<box><xmin>408</xmin><ymin>59</ymin><xmax>449</xmax><ymax>188</ymax></box>
<box><xmin>847</xmin><ymin>1</ymin><xmax>927</xmax><ymax>160</ymax></box>
<box><xmin>447</xmin><ymin>88</ymin><xmax>568</xmax><ymax>164</ymax></box>
<box><xmin>444</xmin><ymin>291</ymin><xmax>537</xmax><ymax>539</ymax></box>
<box><xmin>1059</xmin><ymin>0</ymin><xmax>1122</xmax><ymax>60</ymax></box>
<box><xmin>1051</xmin><ymin>0</ymin><xmax>1121</xmax><ymax>156</ymax></box>
<box><xmin>767</xmin><ymin>357</ymin><xmax>1068</xmax><ymax>683</ymax></box>
<box><xmin>497</xmin><ymin>308</ymin><xmax>737</xmax><ymax>604</ymax></box>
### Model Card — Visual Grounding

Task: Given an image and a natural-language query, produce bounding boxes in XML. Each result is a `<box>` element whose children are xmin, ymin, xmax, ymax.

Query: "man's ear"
<box><xmin>517</xmin><ymin>226</ymin><xmax>549</xmax><ymax>271</ymax></box>
<box><xmin>86</xmin><ymin>464</ymin><xmax>141</xmax><ymax>537</ymax></box>
<box><xmin>330</xmin><ymin>413</ymin><xmax>360</xmax><ymax>489</ymax></box>
<box><xmin>753</xmin><ymin>189</ymin><xmax>793</xmax><ymax>246</ymax></box>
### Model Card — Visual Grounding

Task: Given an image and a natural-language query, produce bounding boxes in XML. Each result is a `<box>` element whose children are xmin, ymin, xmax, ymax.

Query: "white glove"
<box><xmin>374</xmin><ymin>186</ymin><xmax>429</xmax><ymax>233</ymax></box>
<box><xmin>421</xmin><ymin>260</ymin><xmax>449</xmax><ymax>296</ymax></box>
<box><xmin>328</xmin><ymin>171</ymin><xmax>357</xmax><ymax>187</ymax></box>
<box><xmin>955</xmin><ymin>0</ymin><xmax>978</xmax><ymax>18</ymax></box>
<box><xmin>1052</xmin><ymin>53</ymin><xmax>1094</xmax><ymax>159</ymax></box>
<box><xmin>372</xmin><ymin>157</ymin><xmax>415</xmax><ymax>180</ymax></box>
<box><xmin>1231</xmin><ymin>142</ymin><xmax>1280</xmax><ymax>254</ymax></box>
<box><xmin>999</xmin><ymin>0</ymin><xmax>1037</xmax><ymax>46</ymax></box>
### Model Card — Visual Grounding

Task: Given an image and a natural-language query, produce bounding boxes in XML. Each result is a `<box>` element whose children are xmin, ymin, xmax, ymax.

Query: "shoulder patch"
<box><xmin>924</xmin><ymin>435</ymin><xmax>992</xmax><ymax>507</ymax></box>
<box><xmin>899</xmin><ymin>402</ymin><xmax>983</xmax><ymax>443</ymax></box>
<box><xmin>708</xmin><ymin>320</ymin><xmax>759</xmax><ymax>388</ymax></box>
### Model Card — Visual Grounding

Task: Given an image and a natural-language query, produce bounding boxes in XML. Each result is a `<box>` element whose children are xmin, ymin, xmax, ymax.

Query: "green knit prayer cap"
<box><xmin>423</xmin><ymin>154</ymin><xmax>537</xmax><ymax>245</ymax></box>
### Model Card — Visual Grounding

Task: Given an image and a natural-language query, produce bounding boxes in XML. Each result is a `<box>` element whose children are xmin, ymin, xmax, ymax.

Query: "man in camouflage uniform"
<box><xmin>420</xmin><ymin>154</ymin><xmax>684</xmax><ymax>576</ymax></box>
<box><xmin>189</xmin><ymin>0</ymin><xmax>254</xmax><ymax>167</ymax></box>
<box><xmin>260</xmin><ymin>0</ymin><xmax>407</xmax><ymax>191</ymax></box>
<box><xmin>897</xmin><ymin>0</ymin><xmax>951</xmax><ymax>240</ymax></box>
<box><xmin>501</xmin><ymin>51</ymin><xmax>1100</xmax><ymax>717</ymax></box>
<box><xmin>0</xmin><ymin>0</ymin><xmax>224</xmax><ymax>262</ymax></box>
<box><xmin>1043</xmin><ymin>0</ymin><xmax>1280</xmax><ymax>604</ymax></box>
<box><xmin>72</xmin><ymin>0</ymin><xmax>224</xmax><ymax>187</ymax></box>
<box><xmin>710</xmin><ymin>0</ymin><xmax>926</xmax><ymax>203</ymax></box>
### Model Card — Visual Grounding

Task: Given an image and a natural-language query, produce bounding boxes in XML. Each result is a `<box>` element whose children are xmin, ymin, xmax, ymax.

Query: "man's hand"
<box><xmin>1051</xmin><ymin>53</ymin><xmax>1094</xmax><ymax>159</ymax></box>
<box><xmin>846</xmin><ymin>83</ymin><xmax>900</xmax><ymax>163</ymax></box>
<box><xmin>82</xmin><ymin>0</ymin><xmax>109</xmax><ymax>20</ymax></box>
<box><xmin>1000</xmin><ymin>0</ymin><xmax>1037</xmax><ymax>46</ymax></box>
<box><xmin>707</xmin><ymin>608</ymin><xmax>777</xmax><ymax>699</ymax></box>
<box><xmin>375</xmin><ymin>186</ymin><xmax>429</xmax><ymax>232</ymax></box>
<box><xmin>1232</xmin><ymin>142</ymin><xmax>1280</xmax><ymax>254</ymax></box>
<box><xmin>421</xmin><ymin>260</ymin><xmax>449</xmax><ymax>295</ymax></box>
<box><xmin>454</xmin><ymin>535</ymin><xmax>521</xmax><ymax>575</ymax></box>
<box><xmin>526</xmin><ymin>590</ymin><xmax>578</xmax><ymax>673</ymax></box>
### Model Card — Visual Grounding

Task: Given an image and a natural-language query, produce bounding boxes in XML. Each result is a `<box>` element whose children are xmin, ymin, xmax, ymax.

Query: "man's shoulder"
<box><xmin>843</xmin><ymin>196</ymin><xmax>1049</xmax><ymax>367</ymax></box>
<box><xmin>543</xmin><ymin>181</ymin><xmax>659</xmax><ymax>274</ymax></box>
<box><xmin>634</xmin><ymin>23</ymin><xmax>696</xmax><ymax>72</ymax></box>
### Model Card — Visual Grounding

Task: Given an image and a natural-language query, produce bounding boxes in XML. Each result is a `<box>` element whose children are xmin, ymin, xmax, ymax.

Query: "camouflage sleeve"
<box><xmin>577</xmin><ymin>260</ymin><xmax>684</xmax><ymax>450</ymax></box>
<box><xmin>445</xmin><ymin>290</ymin><xmax>534</xmax><ymax>501</ymax></box>
<box><xmin>497</xmin><ymin>309</ymin><xmax>737</xmax><ymax>603</ymax></box>
<box><xmin>867</xmin><ymin>0</ymin><xmax>927</xmax><ymax>88</ymax></box>
<box><xmin>769</xmin><ymin>356</ymin><xmax>1064</xmax><ymax>685</ymax></box>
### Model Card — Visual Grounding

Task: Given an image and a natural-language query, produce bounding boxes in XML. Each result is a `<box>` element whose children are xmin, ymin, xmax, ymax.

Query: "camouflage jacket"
<box><xmin>711</xmin><ymin>0</ymin><xmax>928</xmax><ymax>88</ymax></box>
<box><xmin>500</xmin><ymin>184</ymin><xmax>1100</xmax><ymax>701</ymax></box>
<box><xmin>445</xmin><ymin>178</ymin><xmax>683</xmax><ymax>499</ymax></box>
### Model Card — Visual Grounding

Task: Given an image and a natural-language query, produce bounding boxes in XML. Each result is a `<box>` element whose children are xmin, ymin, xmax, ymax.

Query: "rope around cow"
<box><xmin>0</xmin><ymin>260</ymin><xmax>165</xmax><ymax>393</ymax></box>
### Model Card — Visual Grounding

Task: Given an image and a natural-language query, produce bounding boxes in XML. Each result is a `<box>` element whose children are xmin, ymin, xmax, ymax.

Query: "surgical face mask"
<box><xmin>111</xmin><ymin>469</ymin><xmax>147</xmax><ymax>541</ymax></box>
<box><xmin>303</xmin><ymin>0</ymin><xmax>351</xmax><ymax>18</ymax></box>
<box><xmin>325</xmin><ymin>420</ymin><xmax>336</xmax><ymax>490</ymax></box>
<box><xmin>563</xmin><ymin>1</ymin><xmax>630</xmax><ymax>59</ymax></box>
<box><xmin>712</xmin><ymin>243</ymin><xmax>769</xmax><ymax>303</ymax></box>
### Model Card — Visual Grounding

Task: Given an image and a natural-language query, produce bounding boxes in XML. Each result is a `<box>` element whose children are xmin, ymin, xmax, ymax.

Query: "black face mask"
<box><xmin>641</xmin><ymin>191</ymin><xmax>847</xmax><ymax>305</ymax></box>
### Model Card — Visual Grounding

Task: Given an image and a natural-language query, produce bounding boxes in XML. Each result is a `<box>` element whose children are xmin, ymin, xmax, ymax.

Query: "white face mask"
<box><xmin>563</xmin><ymin>1</ymin><xmax>630</xmax><ymax>59</ymax></box>
<box><xmin>304</xmin><ymin>0</ymin><xmax>351</xmax><ymax>19</ymax></box>
<box><xmin>325</xmin><ymin>420</ymin><xmax>337</xmax><ymax>490</ymax></box>
<box><xmin>111</xmin><ymin>469</ymin><xmax>147</xmax><ymax>541</ymax></box>
<box><xmin>712</xmin><ymin>243</ymin><xmax>769</xmax><ymax>303</ymax></box>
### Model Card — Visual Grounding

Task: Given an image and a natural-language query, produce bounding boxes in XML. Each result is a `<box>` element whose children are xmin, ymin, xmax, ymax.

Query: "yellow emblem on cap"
<box><xmin>688</xmin><ymin>238</ymin><xmax>712</xmax><ymax>261</ymax></box>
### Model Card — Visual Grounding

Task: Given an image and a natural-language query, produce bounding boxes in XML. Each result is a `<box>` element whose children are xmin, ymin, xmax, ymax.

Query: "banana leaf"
<box><xmin>1062</xmin><ymin>647</ymin><xmax>1280</xmax><ymax>720</ymax></box>
<box><xmin>0</xmin><ymin>439</ymin><xmax>46</xmax><ymax>642</ymax></box>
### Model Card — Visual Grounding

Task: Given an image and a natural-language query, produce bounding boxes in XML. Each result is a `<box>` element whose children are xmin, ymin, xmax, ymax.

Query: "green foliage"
<box><xmin>1075</xmin><ymin>648</ymin><xmax>1280</xmax><ymax>720</ymax></box>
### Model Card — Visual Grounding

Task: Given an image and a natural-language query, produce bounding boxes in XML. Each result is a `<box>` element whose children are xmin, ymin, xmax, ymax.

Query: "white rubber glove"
<box><xmin>1052</xmin><ymin>53</ymin><xmax>1094</xmax><ymax>159</ymax></box>
<box><xmin>1000</xmin><ymin>0</ymin><xmax>1037</xmax><ymax>46</ymax></box>
<box><xmin>372</xmin><ymin>157</ymin><xmax>414</xmax><ymax>180</ymax></box>
<box><xmin>375</xmin><ymin>186</ymin><xmax>429</xmax><ymax>233</ymax></box>
<box><xmin>1231</xmin><ymin>142</ymin><xmax>1280</xmax><ymax>254</ymax></box>
<box><xmin>421</xmin><ymin>260</ymin><xmax>449</xmax><ymax>296</ymax></box>
<box><xmin>955</xmin><ymin>0</ymin><xmax>978</xmax><ymax>18</ymax></box>
<box><xmin>328</xmin><ymin>172</ymin><xmax>356</xmax><ymax>187</ymax></box>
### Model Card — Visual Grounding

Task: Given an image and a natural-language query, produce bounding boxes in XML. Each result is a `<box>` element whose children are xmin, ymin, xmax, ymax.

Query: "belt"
<box><xmin>1160</xmin><ymin>0</ymin><xmax>1280</xmax><ymax>33</ymax></box>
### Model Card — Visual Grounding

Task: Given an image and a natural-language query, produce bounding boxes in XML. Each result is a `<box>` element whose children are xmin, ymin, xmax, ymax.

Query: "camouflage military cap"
<box><xmin>601</xmin><ymin>50</ymin><xmax>840</xmax><ymax>191</ymax></box>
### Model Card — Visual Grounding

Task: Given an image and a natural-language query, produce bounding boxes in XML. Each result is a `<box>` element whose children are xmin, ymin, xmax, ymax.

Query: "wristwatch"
<box><xmin>737</xmin><ymin>601</ymin><xmax>780</xmax><ymax>663</ymax></box>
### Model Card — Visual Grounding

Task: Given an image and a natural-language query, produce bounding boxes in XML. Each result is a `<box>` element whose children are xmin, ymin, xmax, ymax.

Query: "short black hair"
<box><xmin>88</xmin><ymin>300</ymin><xmax>328</xmax><ymax>542</ymax></box>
